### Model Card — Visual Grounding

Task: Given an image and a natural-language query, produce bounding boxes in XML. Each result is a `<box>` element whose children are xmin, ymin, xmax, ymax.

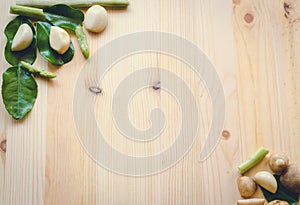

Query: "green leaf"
<box><xmin>44</xmin><ymin>4</ymin><xmax>84</xmax><ymax>31</ymax></box>
<box><xmin>2</xmin><ymin>66</ymin><xmax>38</xmax><ymax>120</ymax></box>
<box><xmin>261</xmin><ymin>175</ymin><xmax>299</xmax><ymax>205</ymax></box>
<box><xmin>36</xmin><ymin>21</ymin><xmax>74</xmax><ymax>66</ymax></box>
<box><xmin>4</xmin><ymin>16</ymin><xmax>37</xmax><ymax>66</ymax></box>
<box><xmin>43</xmin><ymin>4</ymin><xmax>89</xmax><ymax>58</ymax></box>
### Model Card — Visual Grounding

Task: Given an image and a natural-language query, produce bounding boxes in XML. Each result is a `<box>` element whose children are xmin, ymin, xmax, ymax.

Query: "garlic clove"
<box><xmin>11</xmin><ymin>23</ymin><xmax>33</xmax><ymax>51</ymax></box>
<box><xmin>49</xmin><ymin>26</ymin><xmax>70</xmax><ymax>55</ymax></box>
<box><xmin>254</xmin><ymin>171</ymin><xmax>278</xmax><ymax>193</ymax></box>
<box><xmin>84</xmin><ymin>5</ymin><xmax>108</xmax><ymax>33</ymax></box>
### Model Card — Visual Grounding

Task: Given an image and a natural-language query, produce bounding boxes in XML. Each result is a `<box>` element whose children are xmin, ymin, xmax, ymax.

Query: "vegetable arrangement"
<box><xmin>236</xmin><ymin>147</ymin><xmax>300</xmax><ymax>205</ymax></box>
<box><xmin>4</xmin><ymin>16</ymin><xmax>37</xmax><ymax>66</ymax></box>
<box><xmin>2</xmin><ymin>1</ymin><xmax>128</xmax><ymax>120</ymax></box>
<box><xmin>36</xmin><ymin>21</ymin><xmax>75</xmax><ymax>65</ymax></box>
<box><xmin>10</xmin><ymin>4</ymin><xmax>89</xmax><ymax>58</ymax></box>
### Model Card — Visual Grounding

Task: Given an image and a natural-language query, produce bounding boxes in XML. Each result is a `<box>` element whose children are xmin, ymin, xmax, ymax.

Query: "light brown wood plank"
<box><xmin>0</xmin><ymin>0</ymin><xmax>299</xmax><ymax>204</ymax></box>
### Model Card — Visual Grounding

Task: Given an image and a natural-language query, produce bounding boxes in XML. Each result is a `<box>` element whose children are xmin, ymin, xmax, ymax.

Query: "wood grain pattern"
<box><xmin>0</xmin><ymin>0</ymin><xmax>299</xmax><ymax>204</ymax></box>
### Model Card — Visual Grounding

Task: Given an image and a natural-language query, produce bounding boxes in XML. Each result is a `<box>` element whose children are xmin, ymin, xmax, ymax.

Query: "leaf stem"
<box><xmin>20</xmin><ymin>61</ymin><xmax>56</xmax><ymax>79</ymax></box>
<box><xmin>75</xmin><ymin>25</ymin><xmax>89</xmax><ymax>59</ymax></box>
<box><xmin>10</xmin><ymin>5</ymin><xmax>46</xmax><ymax>21</ymax></box>
<box><xmin>238</xmin><ymin>147</ymin><xmax>269</xmax><ymax>174</ymax></box>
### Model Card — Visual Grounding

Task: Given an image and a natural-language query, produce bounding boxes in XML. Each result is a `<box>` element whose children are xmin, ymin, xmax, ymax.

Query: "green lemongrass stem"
<box><xmin>10</xmin><ymin>5</ymin><xmax>90</xmax><ymax>58</ymax></box>
<box><xmin>21</xmin><ymin>61</ymin><xmax>56</xmax><ymax>79</ymax></box>
<box><xmin>75</xmin><ymin>25</ymin><xmax>89</xmax><ymax>59</ymax></box>
<box><xmin>10</xmin><ymin>5</ymin><xmax>46</xmax><ymax>20</ymax></box>
<box><xmin>16</xmin><ymin>0</ymin><xmax>129</xmax><ymax>8</ymax></box>
<box><xmin>238</xmin><ymin>147</ymin><xmax>269</xmax><ymax>174</ymax></box>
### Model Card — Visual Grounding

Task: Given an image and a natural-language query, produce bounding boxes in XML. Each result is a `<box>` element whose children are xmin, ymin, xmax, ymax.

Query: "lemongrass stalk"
<box><xmin>237</xmin><ymin>199</ymin><xmax>265</xmax><ymax>205</ymax></box>
<box><xmin>21</xmin><ymin>61</ymin><xmax>56</xmax><ymax>79</ymax></box>
<box><xmin>16</xmin><ymin>0</ymin><xmax>129</xmax><ymax>8</ymax></box>
<box><xmin>238</xmin><ymin>147</ymin><xmax>269</xmax><ymax>174</ymax></box>
<box><xmin>10</xmin><ymin>5</ymin><xmax>46</xmax><ymax>20</ymax></box>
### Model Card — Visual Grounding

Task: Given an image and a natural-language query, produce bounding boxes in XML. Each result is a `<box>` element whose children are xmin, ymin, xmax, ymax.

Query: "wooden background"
<box><xmin>1</xmin><ymin>0</ymin><xmax>300</xmax><ymax>204</ymax></box>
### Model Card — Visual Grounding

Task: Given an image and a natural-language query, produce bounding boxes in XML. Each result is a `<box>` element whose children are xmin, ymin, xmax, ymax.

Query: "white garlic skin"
<box><xmin>49</xmin><ymin>26</ymin><xmax>70</xmax><ymax>55</ymax></box>
<box><xmin>84</xmin><ymin>5</ymin><xmax>108</xmax><ymax>33</ymax></box>
<box><xmin>11</xmin><ymin>23</ymin><xmax>33</xmax><ymax>51</ymax></box>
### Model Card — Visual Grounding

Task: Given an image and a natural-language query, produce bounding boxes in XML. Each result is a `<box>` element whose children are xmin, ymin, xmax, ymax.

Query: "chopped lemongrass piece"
<box><xmin>15</xmin><ymin>0</ymin><xmax>129</xmax><ymax>8</ymax></box>
<box><xmin>238</xmin><ymin>147</ymin><xmax>269</xmax><ymax>174</ymax></box>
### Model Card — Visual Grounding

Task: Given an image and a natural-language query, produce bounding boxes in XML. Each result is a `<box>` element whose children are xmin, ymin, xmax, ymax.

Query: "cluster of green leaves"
<box><xmin>3</xmin><ymin>17</ymin><xmax>38</xmax><ymax>120</ymax></box>
<box><xmin>4</xmin><ymin>16</ymin><xmax>37</xmax><ymax>66</ymax></box>
<box><xmin>10</xmin><ymin>4</ymin><xmax>88</xmax><ymax>59</ymax></box>
<box><xmin>2</xmin><ymin>4</ymin><xmax>85</xmax><ymax>120</ymax></box>
<box><xmin>43</xmin><ymin>4</ymin><xmax>89</xmax><ymax>58</ymax></box>
<box><xmin>36</xmin><ymin>22</ymin><xmax>74</xmax><ymax>65</ymax></box>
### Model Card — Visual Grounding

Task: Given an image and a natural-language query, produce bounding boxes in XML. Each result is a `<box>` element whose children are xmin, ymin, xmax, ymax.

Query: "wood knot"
<box><xmin>222</xmin><ymin>130</ymin><xmax>231</xmax><ymax>140</ymax></box>
<box><xmin>244</xmin><ymin>13</ymin><xmax>254</xmax><ymax>23</ymax></box>
<box><xmin>0</xmin><ymin>140</ymin><xmax>7</xmax><ymax>153</ymax></box>
<box><xmin>284</xmin><ymin>2</ymin><xmax>291</xmax><ymax>18</ymax></box>
<box><xmin>232</xmin><ymin>0</ymin><xmax>240</xmax><ymax>5</ymax></box>
<box><xmin>89</xmin><ymin>86</ymin><xmax>103</xmax><ymax>95</ymax></box>
<box><xmin>152</xmin><ymin>81</ymin><xmax>161</xmax><ymax>90</ymax></box>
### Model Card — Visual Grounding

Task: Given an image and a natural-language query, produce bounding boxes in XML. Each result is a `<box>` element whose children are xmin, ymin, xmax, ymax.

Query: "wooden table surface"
<box><xmin>1</xmin><ymin>0</ymin><xmax>300</xmax><ymax>204</ymax></box>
